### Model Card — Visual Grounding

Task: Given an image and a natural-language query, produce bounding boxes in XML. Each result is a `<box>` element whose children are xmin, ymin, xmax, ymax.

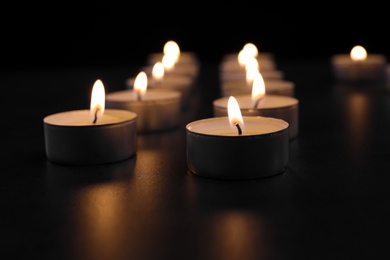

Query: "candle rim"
<box><xmin>43</xmin><ymin>109</ymin><xmax>137</xmax><ymax>127</ymax></box>
<box><xmin>214</xmin><ymin>94</ymin><xmax>298</xmax><ymax>109</ymax></box>
<box><xmin>186</xmin><ymin>116</ymin><xmax>289</xmax><ymax>137</ymax></box>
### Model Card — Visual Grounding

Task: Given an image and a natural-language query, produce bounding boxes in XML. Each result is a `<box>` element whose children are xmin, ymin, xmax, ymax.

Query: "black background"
<box><xmin>2</xmin><ymin>2</ymin><xmax>390</xmax><ymax>69</ymax></box>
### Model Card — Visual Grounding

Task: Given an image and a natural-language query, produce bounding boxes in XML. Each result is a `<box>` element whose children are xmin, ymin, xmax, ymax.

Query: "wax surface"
<box><xmin>214</xmin><ymin>94</ymin><xmax>298</xmax><ymax>109</ymax></box>
<box><xmin>106</xmin><ymin>89</ymin><xmax>181</xmax><ymax>102</ymax></box>
<box><xmin>332</xmin><ymin>53</ymin><xmax>386</xmax><ymax>64</ymax></box>
<box><xmin>186</xmin><ymin>116</ymin><xmax>288</xmax><ymax>136</ymax></box>
<box><xmin>43</xmin><ymin>109</ymin><xmax>137</xmax><ymax>126</ymax></box>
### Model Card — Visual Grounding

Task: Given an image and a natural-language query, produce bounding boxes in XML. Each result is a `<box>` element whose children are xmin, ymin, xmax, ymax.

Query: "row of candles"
<box><xmin>43</xmin><ymin>41</ymin><xmax>386</xmax><ymax>180</ymax></box>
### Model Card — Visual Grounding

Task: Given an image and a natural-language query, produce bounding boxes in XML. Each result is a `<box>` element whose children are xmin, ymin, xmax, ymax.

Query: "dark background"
<box><xmin>2</xmin><ymin>2</ymin><xmax>390</xmax><ymax>69</ymax></box>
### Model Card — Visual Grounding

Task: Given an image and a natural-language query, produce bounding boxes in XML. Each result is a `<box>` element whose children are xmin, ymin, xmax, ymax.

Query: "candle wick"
<box><xmin>253</xmin><ymin>97</ymin><xmax>263</xmax><ymax>109</ymax></box>
<box><xmin>136</xmin><ymin>92</ymin><xmax>142</xmax><ymax>101</ymax></box>
<box><xmin>234</xmin><ymin>122</ymin><xmax>242</xmax><ymax>136</ymax></box>
<box><xmin>93</xmin><ymin>108</ymin><xmax>99</xmax><ymax>124</ymax></box>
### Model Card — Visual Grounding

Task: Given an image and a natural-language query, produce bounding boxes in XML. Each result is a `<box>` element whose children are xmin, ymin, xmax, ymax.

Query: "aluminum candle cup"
<box><xmin>186</xmin><ymin>116</ymin><xmax>289</xmax><ymax>179</ymax></box>
<box><xmin>105</xmin><ymin>89</ymin><xmax>181</xmax><ymax>133</ymax></box>
<box><xmin>221</xmin><ymin>80</ymin><xmax>295</xmax><ymax>97</ymax></box>
<box><xmin>43</xmin><ymin>109</ymin><xmax>137</xmax><ymax>165</ymax></box>
<box><xmin>331</xmin><ymin>53</ymin><xmax>387</xmax><ymax>82</ymax></box>
<box><xmin>213</xmin><ymin>95</ymin><xmax>299</xmax><ymax>140</ymax></box>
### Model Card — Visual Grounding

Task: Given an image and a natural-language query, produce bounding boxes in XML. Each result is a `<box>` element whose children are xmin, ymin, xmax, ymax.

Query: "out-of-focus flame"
<box><xmin>350</xmin><ymin>45</ymin><xmax>367</xmax><ymax>61</ymax></box>
<box><xmin>251</xmin><ymin>72</ymin><xmax>265</xmax><ymax>108</ymax></box>
<box><xmin>134</xmin><ymin>71</ymin><xmax>148</xmax><ymax>100</ymax></box>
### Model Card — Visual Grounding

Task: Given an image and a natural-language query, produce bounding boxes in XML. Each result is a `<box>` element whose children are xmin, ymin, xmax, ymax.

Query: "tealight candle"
<box><xmin>221</xmin><ymin>79</ymin><xmax>295</xmax><ymax>97</ymax></box>
<box><xmin>186</xmin><ymin>96</ymin><xmax>289</xmax><ymax>180</ymax></box>
<box><xmin>43</xmin><ymin>79</ymin><xmax>137</xmax><ymax>165</ymax></box>
<box><xmin>106</xmin><ymin>71</ymin><xmax>181</xmax><ymax>133</ymax></box>
<box><xmin>331</xmin><ymin>45</ymin><xmax>387</xmax><ymax>83</ymax></box>
<box><xmin>125</xmin><ymin>62</ymin><xmax>194</xmax><ymax>107</ymax></box>
<box><xmin>146</xmin><ymin>40</ymin><xmax>200</xmax><ymax>79</ymax></box>
<box><xmin>214</xmin><ymin>73</ymin><xmax>299</xmax><ymax>140</ymax></box>
<box><xmin>221</xmin><ymin>42</ymin><xmax>275</xmax><ymax>62</ymax></box>
<box><xmin>220</xmin><ymin>67</ymin><xmax>294</xmax><ymax>96</ymax></box>
<box><xmin>220</xmin><ymin>68</ymin><xmax>284</xmax><ymax>83</ymax></box>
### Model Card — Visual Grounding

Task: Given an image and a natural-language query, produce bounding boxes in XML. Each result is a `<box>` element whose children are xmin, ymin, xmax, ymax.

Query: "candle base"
<box><xmin>44</xmin><ymin>110</ymin><xmax>137</xmax><ymax>165</ymax></box>
<box><xmin>186</xmin><ymin>117</ymin><xmax>289</xmax><ymax>180</ymax></box>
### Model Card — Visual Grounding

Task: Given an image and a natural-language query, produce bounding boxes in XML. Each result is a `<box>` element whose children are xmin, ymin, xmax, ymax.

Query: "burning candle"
<box><xmin>125</xmin><ymin>62</ymin><xmax>194</xmax><ymax>107</ymax></box>
<box><xmin>331</xmin><ymin>45</ymin><xmax>387</xmax><ymax>83</ymax></box>
<box><xmin>106</xmin><ymin>71</ymin><xmax>181</xmax><ymax>133</ymax></box>
<box><xmin>186</xmin><ymin>96</ymin><xmax>289</xmax><ymax>180</ymax></box>
<box><xmin>214</xmin><ymin>73</ymin><xmax>299</xmax><ymax>140</ymax></box>
<box><xmin>220</xmin><ymin>68</ymin><xmax>294</xmax><ymax>97</ymax></box>
<box><xmin>146</xmin><ymin>40</ymin><xmax>200</xmax><ymax>80</ymax></box>
<box><xmin>43</xmin><ymin>79</ymin><xmax>137</xmax><ymax>165</ymax></box>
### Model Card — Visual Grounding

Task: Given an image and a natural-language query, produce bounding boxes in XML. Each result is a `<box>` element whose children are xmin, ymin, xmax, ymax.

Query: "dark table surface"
<box><xmin>2</xmin><ymin>58</ymin><xmax>390</xmax><ymax>260</ymax></box>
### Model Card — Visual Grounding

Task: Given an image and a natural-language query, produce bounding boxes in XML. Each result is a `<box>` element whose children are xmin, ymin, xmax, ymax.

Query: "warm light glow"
<box><xmin>244</xmin><ymin>57</ymin><xmax>259</xmax><ymax>71</ymax></box>
<box><xmin>163</xmin><ymin>40</ymin><xmax>180</xmax><ymax>63</ymax></box>
<box><xmin>134</xmin><ymin>71</ymin><xmax>148</xmax><ymax>99</ymax></box>
<box><xmin>238</xmin><ymin>43</ymin><xmax>258</xmax><ymax>66</ymax></box>
<box><xmin>228</xmin><ymin>96</ymin><xmax>245</xmax><ymax>134</ymax></box>
<box><xmin>162</xmin><ymin>54</ymin><xmax>176</xmax><ymax>72</ymax></box>
<box><xmin>350</xmin><ymin>45</ymin><xmax>367</xmax><ymax>61</ymax></box>
<box><xmin>242</xmin><ymin>43</ymin><xmax>258</xmax><ymax>58</ymax></box>
<box><xmin>251</xmin><ymin>72</ymin><xmax>266</xmax><ymax>108</ymax></box>
<box><xmin>152</xmin><ymin>62</ymin><xmax>165</xmax><ymax>81</ymax></box>
<box><xmin>90</xmin><ymin>79</ymin><xmax>105</xmax><ymax>123</ymax></box>
<box><xmin>246</xmin><ymin>66</ymin><xmax>260</xmax><ymax>87</ymax></box>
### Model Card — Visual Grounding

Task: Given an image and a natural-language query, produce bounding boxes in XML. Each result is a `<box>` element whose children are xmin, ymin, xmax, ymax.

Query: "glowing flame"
<box><xmin>152</xmin><ymin>61</ymin><xmax>165</xmax><ymax>81</ymax></box>
<box><xmin>163</xmin><ymin>40</ymin><xmax>180</xmax><ymax>63</ymax></box>
<box><xmin>238</xmin><ymin>43</ymin><xmax>258</xmax><ymax>66</ymax></box>
<box><xmin>246</xmin><ymin>66</ymin><xmax>260</xmax><ymax>87</ymax></box>
<box><xmin>251</xmin><ymin>72</ymin><xmax>266</xmax><ymax>108</ymax></box>
<box><xmin>90</xmin><ymin>79</ymin><xmax>105</xmax><ymax>123</ymax></box>
<box><xmin>350</xmin><ymin>45</ymin><xmax>367</xmax><ymax>61</ymax></box>
<box><xmin>162</xmin><ymin>54</ymin><xmax>176</xmax><ymax>72</ymax></box>
<box><xmin>242</xmin><ymin>42</ymin><xmax>258</xmax><ymax>58</ymax></box>
<box><xmin>244</xmin><ymin>56</ymin><xmax>259</xmax><ymax>71</ymax></box>
<box><xmin>134</xmin><ymin>71</ymin><xmax>148</xmax><ymax>99</ymax></box>
<box><xmin>228</xmin><ymin>96</ymin><xmax>245</xmax><ymax>135</ymax></box>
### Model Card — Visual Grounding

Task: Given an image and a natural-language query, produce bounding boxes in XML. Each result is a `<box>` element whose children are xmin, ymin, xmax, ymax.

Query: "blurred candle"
<box><xmin>106</xmin><ymin>71</ymin><xmax>181</xmax><ymax>133</ymax></box>
<box><xmin>126</xmin><ymin>62</ymin><xmax>193</xmax><ymax>107</ymax></box>
<box><xmin>220</xmin><ymin>68</ymin><xmax>294</xmax><ymax>97</ymax></box>
<box><xmin>331</xmin><ymin>45</ymin><xmax>387</xmax><ymax>83</ymax></box>
<box><xmin>146</xmin><ymin>40</ymin><xmax>200</xmax><ymax>80</ymax></box>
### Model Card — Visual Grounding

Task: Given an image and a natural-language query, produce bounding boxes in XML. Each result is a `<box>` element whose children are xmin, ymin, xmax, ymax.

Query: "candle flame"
<box><xmin>162</xmin><ymin>54</ymin><xmax>176</xmax><ymax>72</ymax></box>
<box><xmin>244</xmin><ymin>57</ymin><xmax>259</xmax><ymax>72</ymax></box>
<box><xmin>134</xmin><ymin>71</ymin><xmax>148</xmax><ymax>99</ymax></box>
<box><xmin>242</xmin><ymin>42</ymin><xmax>258</xmax><ymax>58</ymax></box>
<box><xmin>152</xmin><ymin>61</ymin><xmax>165</xmax><ymax>81</ymax></box>
<box><xmin>238</xmin><ymin>43</ymin><xmax>258</xmax><ymax>66</ymax></box>
<box><xmin>228</xmin><ymin>96</ymin><xmax>245</xmax><ymax>134</ymax></box>
<box><xmin>90</xmin><ymin>79</ymin><xmax>105</xmax><ymax>123</ymax></box>
<box><xmin>251</xmin><ymin>72</ymin><xmax>266</xmax><ymax>108</ymax></box>
<box><xmin>246</xmin><ymin>66</ymin><xmax>260</xmax><ymax>87</ymax></box>
<box><xmin>163</xmin><ymin>40</ymin><xmax>180</xmax><ymax>63</ymax></box>
<box><xmin>350</xmin><ymin>45</ymin><xmax>367</xmax><ymax>61</ymax></box>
